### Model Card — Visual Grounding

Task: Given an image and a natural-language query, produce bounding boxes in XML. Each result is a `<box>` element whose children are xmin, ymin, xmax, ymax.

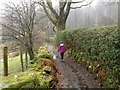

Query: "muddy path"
<box><xmin>64</xmin><ymin>58</ymin><xmax>102</xmax><ymax>88</ymax></box>
<box><xmin>54</xmin><ymin>58</ymin><xmax>101</xmax><ymax>90</ymax></box>
<box><xmin>54</xmin><ymin>60</ymin><xmax>82</xmax><ymax>89</ymax></box>
<box><xmin>48</xmin><ymin>44</ymin><xmax>101</xmax><ymax>89</ymax></box>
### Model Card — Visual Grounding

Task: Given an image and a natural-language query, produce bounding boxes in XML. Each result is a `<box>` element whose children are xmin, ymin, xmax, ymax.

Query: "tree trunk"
<box><xmin>25</xmin><ymin>43</ymin><xmax>34</xmax><ymax>63</ymax></box>
<box><xmin>28</xmin><ymin>31</ymin><xmax>34</xmax><ymax>61</ymax></box>
<box><xmin>20</xmin><ymin>47</ymin><xmax>24</xmax><ymax>72</ymax></box>
<box><xmin>27</xmin><ymin>46</ymin><xmax>34</xmax><ymax>61</ymax></box>
<box><xmin>25</xmin><ymin>51</ymin><xmax>28</xmax><ymax>69</ymax></box>
<box><xmin>56</xmin><ymin>21</ymin><xmax>66</xmax><ymax>31</ymax></box>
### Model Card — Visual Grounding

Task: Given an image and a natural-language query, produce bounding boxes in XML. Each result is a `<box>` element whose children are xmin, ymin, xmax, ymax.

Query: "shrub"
<box><xmin>55</xmin><ymin>25</ymin><xmax>120</xmax><ymax>88</ymax></box>
<box><xmin>39</xmin><ymin>54</ymin><xmax>53</xmax><ymax>60</ymax></box>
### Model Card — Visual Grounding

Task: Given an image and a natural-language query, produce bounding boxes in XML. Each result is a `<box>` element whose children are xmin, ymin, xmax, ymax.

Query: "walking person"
<box><xmin>58</xmin><ymin>42</ymin><xmax>66</xmax><ymax>62</ymax></box>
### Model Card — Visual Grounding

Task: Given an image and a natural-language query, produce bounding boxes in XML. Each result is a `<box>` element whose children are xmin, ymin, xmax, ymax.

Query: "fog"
<box><xmin>66</xmin><ymin>1</ymin><xmax>118</xmax><ymax>29</ymax></box>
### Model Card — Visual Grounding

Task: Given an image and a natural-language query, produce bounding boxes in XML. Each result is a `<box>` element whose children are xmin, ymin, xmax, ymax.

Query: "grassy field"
<box><xmin>0</xmin><ymin>54</ymin><xmax>30</xmax><ymax>76</ymax></box>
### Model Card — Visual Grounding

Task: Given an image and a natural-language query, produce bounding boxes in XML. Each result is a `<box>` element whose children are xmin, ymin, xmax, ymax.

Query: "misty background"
<box><xmin>0</xmin><ymin>0</ymin><xmax>118</xmax><ymax>59</ymax></box>
<box><xmin>67</xmin><ymin>2</ymin><xmax>118</xmax><ymax>29</ymax></box>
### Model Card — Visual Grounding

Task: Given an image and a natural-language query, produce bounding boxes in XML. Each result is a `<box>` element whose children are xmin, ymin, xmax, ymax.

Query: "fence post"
<box><xmin>20</xmin><ymin>46</ymin><xmax>24</xmax><ymax>72</ymax></box>
<box><xmin>25</xmin><ymin>51</ymin><xmax>28</xmax><ymax>69</ymax></box>
<box><xmin>3</xmin><ymin>47</ymin><xmax>8</xmax><ymax>76</ymax></box>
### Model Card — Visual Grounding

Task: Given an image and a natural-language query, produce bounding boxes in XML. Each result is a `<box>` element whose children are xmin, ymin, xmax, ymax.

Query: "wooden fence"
<box><xmin>3</xmin><ymin>46</ymin><xmax>29</xmax><ymax>76</ymax></box>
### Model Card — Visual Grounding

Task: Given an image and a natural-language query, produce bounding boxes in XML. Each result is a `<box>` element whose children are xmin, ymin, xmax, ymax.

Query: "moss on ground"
<box><xmin>1</xmin><ymin>46</ymin><xmax>57</xmax><ymax>89</ymax></box>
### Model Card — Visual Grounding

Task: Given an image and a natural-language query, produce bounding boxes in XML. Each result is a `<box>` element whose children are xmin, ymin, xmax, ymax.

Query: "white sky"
<box><xmin>0</xmin><ymin>0</ymin><xmax>117</xmax><ymax>9</ymax></box>
<box><xmin>0</xmin><ymin>0</ymin><xmax>118</xmax><ymax>9</ymax></box>
<box><xmin>0</xmin><ymin>0</ymin><xmax>33</xmax><ymax>16</ymax></box>
<box><xmin>0</xmin><ymin>0</ymin><xmax>57</xmax><ymax>14</ymax></box>
<box><xmin>0</xmin><ymin>0</ymin><xmax>18</xmax><ymax>9</ymax></box>
<box><xmin>0</xmin><ymin>0</ymin><xmax>56</xmax><ymax>10</ymax></box>
<box><xmin>0</xmin><ymin>0</ymin><xmax>118</xmax><ymax>14</ymax></box>
<box><xmin>0</xmin><ymin>0</ymin><xmax>20</xmax><ymax>15</ymax></box>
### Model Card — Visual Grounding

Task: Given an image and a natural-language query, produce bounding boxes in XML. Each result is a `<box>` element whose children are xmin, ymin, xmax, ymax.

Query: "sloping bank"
<box><xmin>1</xmin><ymin>46</ymin><xmax>58</xmax><ymax>89</ymax></box>
<box><xmin>55</xmin><ymin>25</ymin><xmax>120</xmax><ymax>88</ymax></box>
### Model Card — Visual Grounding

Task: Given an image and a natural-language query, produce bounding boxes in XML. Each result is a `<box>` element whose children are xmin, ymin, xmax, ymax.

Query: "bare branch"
<box><xmin>52</xmin><ymin>25</ymin><xmax>57</xmax><ymax>33</ymax></box>
<box><xmin>70</xmin><ymin>1</ymin><xmax>93</xmax><ymax>9</ymax></box>
<box><xmin>64</xmin><ymin>2</ymin><xmax>72</xmax><ymax>21</ymax></box>
<box><xmin>59</xmin><ymin>1</ymin><xmax>67</xmax><ymax>16</ymax></box>
<box><xmin>35</xmin><ymin>1</ymin><xmax>49</xmax><ymax>9</ymax></box>
<box><xmin>71</xmin><ymin>0</ymin><xmax>86</xmax><ymax>3</ymax></box>
<box><xmin>1</xmin><ymin>23</ymin><xmax>25</xmax><ymax>37</ymax></box>
<box><xmin>41</xmin><ymin>1</ymin><xmax>57</xmax><ymax>25</ymax></box>
<box><xmin>4</xmin><ymin>2</ymin><xmax>26</xmax><ymax>35</ymax></box>
<box><xmin>46</xmin><ymin>1</ymin><xmax>59</xmax><ymax>19</ymax></box>
<box><xmin>1</xmin><ymin>34</ymin><xmax>23</xmax><ymax>44</ymax></box>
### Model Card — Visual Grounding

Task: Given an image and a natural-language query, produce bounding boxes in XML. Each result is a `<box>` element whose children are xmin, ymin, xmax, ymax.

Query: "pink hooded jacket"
<box><xmin>58</xmin><ymin>43</ymin><xmax>66</xmax><ymax>53</ymax></box>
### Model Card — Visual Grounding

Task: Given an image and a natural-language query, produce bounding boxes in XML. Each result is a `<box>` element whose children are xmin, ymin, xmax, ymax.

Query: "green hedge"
<box><xmin>55</xmin><ymin>25</ymin><xmax>120</xmax><ymax>88</ymax></box>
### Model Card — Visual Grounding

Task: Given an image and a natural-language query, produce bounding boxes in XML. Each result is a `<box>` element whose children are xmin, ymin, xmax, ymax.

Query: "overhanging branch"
<box><xmin>71</xmin><ymin>0</ymin><xmax>86</xmax><ymax>3</ymax></box>
<box><xmin>1</xmin><ymin>34</ymin><xmax>23</xmax><ymax>44</ymax></box>
<box><xmin>1</xmin><ymin>23</ymin><xmax>25</xmax><ymax>37</ymax></box>
<box><xmin>59</xmin><ymin>1</ymin><xmax>67</xmax><ymax>16</ymax></box>
<box><xmin>41</xmin><ymin>2</ymin><xmax>57</xmax><ymax>25</ymax></box>
<box><xmin>64</xmin><ymin>2</ymin><xmax>72</xmax><ymax>21</ymax></box>
<box><xmin>47</xmin><ymin>1</ymin><xmax>59</xmax><ymax>19</ymax></box>
<box><xmin>70</xmin><ymin>1</ymin><xmax>93</xmax><ymax>9</ymax></box>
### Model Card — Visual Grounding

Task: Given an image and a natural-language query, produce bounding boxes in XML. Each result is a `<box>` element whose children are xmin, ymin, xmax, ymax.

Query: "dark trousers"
<box><xmin>60</xmin><ymin>52</ymin><xmax>64</xmax><ymax>59</ymax></box>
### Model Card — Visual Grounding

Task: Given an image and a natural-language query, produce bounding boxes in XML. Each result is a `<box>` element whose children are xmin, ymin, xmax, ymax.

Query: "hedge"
<box><xmin>55</xmin><ymin>25</ymin><xmax>120</xmax><ymax>88</ymax></box>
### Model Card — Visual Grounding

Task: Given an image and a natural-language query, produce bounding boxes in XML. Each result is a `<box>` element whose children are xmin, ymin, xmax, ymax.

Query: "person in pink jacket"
<box><xmin>58</xmin><ymin>42</ymin><xmax>66</xmax><ymax>62</ymax></box>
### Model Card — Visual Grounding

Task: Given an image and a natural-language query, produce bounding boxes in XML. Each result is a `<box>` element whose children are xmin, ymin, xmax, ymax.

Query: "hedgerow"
<box><xmin>55</xmin><ymin>25</ymin><xmax>120</xmax><ymax>88</ymax></box>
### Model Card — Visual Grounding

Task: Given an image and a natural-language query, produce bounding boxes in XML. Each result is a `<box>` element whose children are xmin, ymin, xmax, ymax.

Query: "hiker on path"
<box><xmin>58</xmin><ymin>42</ymin><xmax>66</xmax><ymax>62</ymax></box>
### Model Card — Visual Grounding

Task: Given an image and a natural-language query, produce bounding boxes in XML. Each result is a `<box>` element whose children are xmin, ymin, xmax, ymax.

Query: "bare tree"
<box><xmin>1</xmin><ymin>1</ymin><xmax>37</xmax><ymax>60</ymax></box>
<box><xmin>36</xmin><ymin>0</ymin><xmax>93</xmax><ymax>31</ymax></box>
